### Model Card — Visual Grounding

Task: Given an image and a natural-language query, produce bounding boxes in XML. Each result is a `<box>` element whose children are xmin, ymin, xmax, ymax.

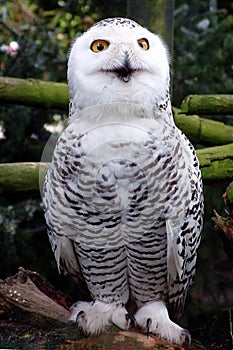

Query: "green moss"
<box><xmin>173</xmin><ymin>107</ymin><xmax>233</xmax><ymax>146</ymax></box>
<box><xmin>197</xmin><ymin>143</ymin><xmax>233</xmax><ymax>181</ymax></box>
<box><xmin>0</xmin><ymin>162</ymin><xmax>49</xmax><ymax>192</ymax></box>
<box><xmin>181</xmin><ymin>94</ymin><xmax>233</xmax><ymax>115</ymax></box>
<box><xmin>0</xmin><ymin>77</ymin><xmax>69</xmax><ymax>109</ymax></box>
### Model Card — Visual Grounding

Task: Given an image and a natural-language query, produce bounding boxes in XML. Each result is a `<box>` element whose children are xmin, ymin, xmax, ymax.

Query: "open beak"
<box><xmin>103</xmin><ymin>55</ymin><xmax>142</xmax><ymax>83</ymax></box>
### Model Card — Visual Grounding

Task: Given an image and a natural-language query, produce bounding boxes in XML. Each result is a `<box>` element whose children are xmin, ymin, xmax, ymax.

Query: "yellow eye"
<box><xmin>137</xmin><ymin>38</ymin><xmax>149</xmax><ymax>50</ymax></box>
<box><xmin>90</xmin><ymin>40</ymin><xmax>109</xmax><ymax>52</ymax></box>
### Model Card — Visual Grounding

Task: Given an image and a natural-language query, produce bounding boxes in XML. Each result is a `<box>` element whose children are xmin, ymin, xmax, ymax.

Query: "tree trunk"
<box><xmin>127</xmin><ymin>0</ymin><xmax>174</xmax><ymax>54</ymax></box>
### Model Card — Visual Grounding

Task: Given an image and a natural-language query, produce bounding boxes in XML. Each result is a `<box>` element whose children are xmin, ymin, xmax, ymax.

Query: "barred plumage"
<box><xmin>43</xmin><ymin>17</ymin><xmax>203</xmax><ymax>345</ymax></box>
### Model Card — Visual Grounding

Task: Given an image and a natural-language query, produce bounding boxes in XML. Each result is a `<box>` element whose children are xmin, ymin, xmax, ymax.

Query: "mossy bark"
<box><xmin>0</xmin><ymin>162</ymin><xmax>49</xmax><ymax>192</ymax></box>
<box><xmin>0</xmin><ymin>142</ymin><xmax>233</xmax><ymax>193</ymax></box>
<box><xmin>181</xmin><ymin>94</ymin><xmax>233</xmax><ymax>115</ymax></box>
<box><xmin>0</xmin><ymin>76</ymin><xmax>69</xmax><ymax>109</ymax></box>
<box><xmin>197</xmin><ymin>143</ymin><xmax>233</xmax><ymax>182</ymax></box>
<box><xmin>1</xmin><ymin>77</ymin><xmax>233</xmax><ymax>147</ymax></box>
<box><xmin>173</xmin><ymin>108</ymin><xmax>233</xmax><ymax>146</ymax></box>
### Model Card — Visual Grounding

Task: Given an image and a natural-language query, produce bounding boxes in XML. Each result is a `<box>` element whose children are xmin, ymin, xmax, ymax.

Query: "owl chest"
<box><xmin>49</xmin><ymin>120</ymin><xmax>186</xmax><ymax>241</ymax></box>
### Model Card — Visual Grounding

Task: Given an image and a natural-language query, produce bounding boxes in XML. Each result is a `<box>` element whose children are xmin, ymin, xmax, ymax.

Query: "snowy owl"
<box><xmin>43</xmin><ymin>17</ymin><xmax>204</xmax><ymax>345</ymax></box>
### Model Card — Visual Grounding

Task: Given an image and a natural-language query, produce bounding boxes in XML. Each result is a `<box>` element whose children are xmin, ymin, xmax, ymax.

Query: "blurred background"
<box><xmin>0</xmin><ymin>0</ymin><xmax>232</xmax><ymax>337</ymax></box>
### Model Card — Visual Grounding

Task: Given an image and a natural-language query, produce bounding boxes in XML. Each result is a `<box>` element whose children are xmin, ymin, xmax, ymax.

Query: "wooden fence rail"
<box><xmin>0</xmin><ymin>76</ymin><xmax>233</xmax><ymax>190</ymax></box>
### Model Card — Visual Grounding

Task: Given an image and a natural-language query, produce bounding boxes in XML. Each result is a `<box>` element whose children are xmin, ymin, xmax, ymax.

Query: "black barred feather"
<box><xmin>43</xmin><ymin>107</ymin><xmax>203</xmax><ymax>318</ymax></box>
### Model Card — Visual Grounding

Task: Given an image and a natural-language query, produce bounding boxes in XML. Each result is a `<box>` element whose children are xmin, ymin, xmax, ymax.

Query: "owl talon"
<box><xmin>135</xmin><ymin>301</ymin><xmax>189</xmax><ymax>345</ymax></box>
<box><xmin>76</xmin><ymin>310</ymin><xmax>85</xmax><ymax>324</ymax></box>
<box><xmin>70</xmin><ymin>300</ymin><xmax>129</xmax><ymax>334</ymax></box>
<box><xmin>146</xmin><ymin>317</ymin><xmax>152</xmax><ymax>337</ymax></box>
<box><xmin>182</xmin><ymin>329</ymin><xmax>191</xmax><ymax>346</ymax></box>
<box><xmin>125</xmin><ymin>313</ymin><xmax>137</xmax><ymax>328</ymax></box>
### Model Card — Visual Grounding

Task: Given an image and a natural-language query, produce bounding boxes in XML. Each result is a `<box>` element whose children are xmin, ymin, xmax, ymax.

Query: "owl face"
<box><xmin>68</xmin><ymin>18</ymin><xmax>170</xmax><ymax>113</ymax></box>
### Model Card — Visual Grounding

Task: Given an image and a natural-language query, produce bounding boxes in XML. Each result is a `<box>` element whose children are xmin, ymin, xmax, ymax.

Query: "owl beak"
<box><xmin>115</xmin><ymin>54</ymin><xmax>136</xmax><ymax>82</ymax></box>
<box><xmin>103</xmin><ymin>65</ymin><xmax>134</xmax><ymax>82</ymax></box>
<box><xmin>114</xmin><ymin>66</ymin><xmax>133</xmax><ymax>82</ymax></box>
<box><xmin>103</xmin><ymin>55</ymin><xmax>141</xmax><ymax>82</ymax></box>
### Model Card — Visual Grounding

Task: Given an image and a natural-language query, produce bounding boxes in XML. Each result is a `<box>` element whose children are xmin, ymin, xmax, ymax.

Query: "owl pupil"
<box><xmin>97</xmin><ymin>43</ymin><xmax>105</xmax><ymax>51</ymax></box>
<box><xmin>138</xmin><ymin>42</ymin><xmax>144</xmax><ymax>48</ymax></box>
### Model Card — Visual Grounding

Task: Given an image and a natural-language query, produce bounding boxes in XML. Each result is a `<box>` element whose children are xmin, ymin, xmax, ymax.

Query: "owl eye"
<box><xmin>91</xmin><ymin>40</ymin><xmax>110</xmax><ymax>52</ymax></box>
<box><xmin>137</xmin><ymin>38</ymin><xmax>149</xmax><ymax>50</ymax></box>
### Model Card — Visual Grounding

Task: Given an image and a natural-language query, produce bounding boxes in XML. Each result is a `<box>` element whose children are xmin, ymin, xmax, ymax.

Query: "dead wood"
<box><xmin>0</xmin><ymin>267</ymin><xmax>206</xmax><ymax>349</ymax></box>
<box><xmin>0</xmin><ymin>267</ymin><xmax>70</xmax><ymax>327</ymax></box>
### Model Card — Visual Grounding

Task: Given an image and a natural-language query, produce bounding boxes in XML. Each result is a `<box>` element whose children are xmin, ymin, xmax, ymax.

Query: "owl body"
<box><xmin>43</xmin><ymin>18</ymin><xmax>203</xmax><ymax>345</ymax></box>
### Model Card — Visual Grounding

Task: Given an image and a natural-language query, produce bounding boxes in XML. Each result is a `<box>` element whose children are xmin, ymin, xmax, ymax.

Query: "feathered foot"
<box><xmin>69</xmin><ymin>300</ymin><xmax>132</xmax><ymax>335</ymax></box>
<box><xmin>134</xmin><ymin>301</ymin><xmax>191</xmax><ymax>345</ymax></box>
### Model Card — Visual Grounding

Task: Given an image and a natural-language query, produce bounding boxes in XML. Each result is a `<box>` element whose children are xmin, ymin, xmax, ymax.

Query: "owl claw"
<box><xmin>146</xmin><ymin>317</ymin><xmax>152</xmax><ymax>337</ymax></box>
<box><xmin>125</xmin><ymin>313</ymin><xmax>137</xmax><ymax>328</ymax></box>
<box><xmin>182</xmin><ymin>329</ymin><xmax>191</xmax><ymax>346</ymax></box>
<box><xmin>70</xmin><ymin>300</ymin><xmax>129</xmax><ymax>334</ymax></box>
<box><xmin>135</xmin><ymin>301</ymin><xmax>189</xmax><ymax>345</ymax></box>
<box><xmin>76</xmin><ymin>310</ymin><xmax>85</xmax><ymax>324</ymax></box>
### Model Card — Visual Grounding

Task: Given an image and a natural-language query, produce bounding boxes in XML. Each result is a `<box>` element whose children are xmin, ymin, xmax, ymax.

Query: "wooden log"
<box><xmin>0</xmin><ymin>76</ymin><xmax>69</xmax><ymax>109</ymax></box>
<box><xmin>0</xmin><ymin>267</ymin><xmax>70</xmax><ymax>327</ymax></box>
<box><xmin>197</xmin><ymin>143</ymin><xmax>233</xmax><ymax>182</ymax></box>
<box><xmin>181</xmin><ymin>94</ymin><xmax>233</xmax><ymax>115</ymax></box>
<box><xmin>0</xmin><ymin>268</ymin><xmax>203</xmax><ymax>349</ymax></box>
<box><xmin>0</xmin><ymin>162</ymin><xmax>49</xmax><ymax>192</ymax></box>
<box><xmin>173</xmin><ymin>108</ymin><xmax>233</xmax><ymax>146</ymax></box>
<box><xmin>0</xmin><ymin>142</ymin><xmax>233</xmax><ymax>193</ymax></box>
<box><xmin>1</xmin><ymin>77</ymin><xmax>233</xmax><ymax>147</ymax></box>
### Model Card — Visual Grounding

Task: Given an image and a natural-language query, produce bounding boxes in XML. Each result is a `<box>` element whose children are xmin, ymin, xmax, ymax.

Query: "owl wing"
<box><xmin>165</xmin><ymin>131</ymin><xmax>203</xmax><ymax>318</ymax></box>
<box><xmin>42</xmin><ymin>122</ymin><xmax>92</xmax><ymax>299</ymax></box>
<box><xmin>48</xmin><ymin>227</ymin><xmax>90</xmax><ymax>299</ymax></box>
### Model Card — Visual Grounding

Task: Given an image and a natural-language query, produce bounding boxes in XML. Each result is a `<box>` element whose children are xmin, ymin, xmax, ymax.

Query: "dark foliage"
<box><xmin>173</xmin><ymin>0</ymin><xmax>233</xmax><ymax>105</ymax></box>
<box><xmin>0</xmin><ymin>0</ymin><xmax>232</xmax><ymax>334</ymax></box>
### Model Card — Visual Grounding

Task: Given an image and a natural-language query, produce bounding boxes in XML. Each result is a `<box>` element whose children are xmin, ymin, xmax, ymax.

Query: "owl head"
<box><xmin>68</xmin><ymin>17</ymin><xmax>170</xmax><ymax>116</ymax></box>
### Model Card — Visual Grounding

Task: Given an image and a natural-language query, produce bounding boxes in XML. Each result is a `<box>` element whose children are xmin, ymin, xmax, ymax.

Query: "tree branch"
<box><xmin>0</xmin><ymin>162</ymin><xmax>49</xmax><ymax>192</ymax></box>
<box><xmin>1</xmin><ymin>77</ymin><xmax>233</xmax><ymax>146</ymax></box>
<box><xmin>181</xmin><ymin>94</ymin><xmax>233</xmax><ymax>115</ymax></box>
<box><xmin>0</xmin><ymin>143</ymin><xmax>232</xmax><ymax>193</ymax></box>
<box><xmin>0</xmin><ymin>76</ymin><xmax>68</xmax><ymax>109</ymax></box>
<box><xmin>173</xmin><ymin>108</ymin><xmax>233</xmax><ymax>146</ymax></box>
<box><xmin>197</xmin><ymin>143</ymin><xmax>233</xmax><ymax>181</ymax></box>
